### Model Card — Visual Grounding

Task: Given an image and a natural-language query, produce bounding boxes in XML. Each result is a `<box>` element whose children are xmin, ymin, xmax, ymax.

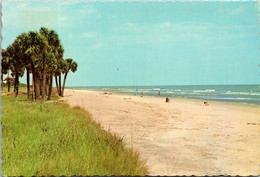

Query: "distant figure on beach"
<box><xmin>158</xmin><ymin>91</ymin><xmax>160</xmax><ymax>96</ymax></box>
<box><xmin>101</xmin><ymin>92</ymin><xmax>112</xmax><ymax>95</ymax></box>
<box><xmin>141</xmin><ymin>91</ymin><xmax>144</xmax><ymax>97</ymax></box>
<box><xmin>166</xmin><ymin>97</ymin><xmax>169</xmax><ymax>103</ymax></box>
<box><xmin>203</xmin><ymin>102</ymin><xmax>209</xmax><ymax>106</ymax></box>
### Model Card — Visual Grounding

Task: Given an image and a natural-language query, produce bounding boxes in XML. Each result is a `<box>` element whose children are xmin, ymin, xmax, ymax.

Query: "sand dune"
<box><xmin>63</xmin><ymin>89</ymin><xmax>260</xmax><ymax>176</ymax></box>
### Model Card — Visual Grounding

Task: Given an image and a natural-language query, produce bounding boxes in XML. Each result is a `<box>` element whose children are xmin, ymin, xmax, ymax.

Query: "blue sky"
<box><xmin>2</xmin><ymin>1</ymin><xmax>259</xmax><ymax>86</ymax></box>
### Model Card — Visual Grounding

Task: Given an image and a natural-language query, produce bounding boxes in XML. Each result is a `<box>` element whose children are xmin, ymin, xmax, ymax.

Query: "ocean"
<box><xmin>69</xmin><ymin>85</ymin><xmax>260</xmax><ymax>106</ymax></box>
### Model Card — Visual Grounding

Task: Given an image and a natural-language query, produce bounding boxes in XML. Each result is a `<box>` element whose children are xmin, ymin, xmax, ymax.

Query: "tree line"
<box><xmin>1</xmin><ymin>27</ymin><xmax>77</xmax><ymax>101</ymax></box>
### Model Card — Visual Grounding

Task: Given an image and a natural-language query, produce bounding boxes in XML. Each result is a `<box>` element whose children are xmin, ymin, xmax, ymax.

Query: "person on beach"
<box><xmin>141</xmin><ymin>91</ymin><xmax>144</xmax><ymax>97</ymax></box>
<box><xmin>203</xmin><ymin>102</ymin><xmax>209</xmax><ymax>106</ymax></box>
<box><xmin>158</xmin><ymin>91</ymin><xmax>160</xmax><ymax>96</ymax></box>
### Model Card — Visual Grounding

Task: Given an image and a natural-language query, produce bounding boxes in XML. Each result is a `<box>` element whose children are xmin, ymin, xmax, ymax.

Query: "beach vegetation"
<box><xmin>1</xmin><ymin>94</ymin><xmax>148</xmax><ymax>176</ymax></box>
<box><xmin>1</xmin><ymin>27</ymin><xmax>77</xmax><ymax>101</ymax></box>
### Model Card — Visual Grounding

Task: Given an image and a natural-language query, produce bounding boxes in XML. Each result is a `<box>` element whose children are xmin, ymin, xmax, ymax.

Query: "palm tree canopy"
<box><xmin>2</xmin><ymin>27</ymin><xmax>78</xmax><ymax>100</ymax></box>
<box><xmin>71</xmin><ymin>61</ymin><xmax>78</xmax><ymax>73</ymax></box>
<box><xmin>40</xmin><ymin>27</ymin><xmax>61</xmax><ymax>51</ymax></box>
<box><xmin>46</xmin><ymin>52</ymin><xmax>57</xmax><ymax>71</ymax></box>
<box><xmin>7</xmin><ymin>40</ymin><xmax>24</xmax><ymax>68</ymax></box>
<box><xmin>56</xmin><ymin>45</ymin><xmax>64</xmax><ymax>60</ymax></box>
<box><xmin>1</xmin><ymin>49</ymin><xmax>10</xmax><ymax>74</ymax></box>
<box><xmin>58</xmin><ymin>59</ymin><xmax>67</xmax><ymax>73</ymax></box>
<box><xmin>25</xmin><ymin>31</ymin><xmax>47</xmax><ymax>57</ymax></box>
<box><xmin>64</xmin><ymin>58</ymin><xmax>78</xmax><ymax>73</ymax></box>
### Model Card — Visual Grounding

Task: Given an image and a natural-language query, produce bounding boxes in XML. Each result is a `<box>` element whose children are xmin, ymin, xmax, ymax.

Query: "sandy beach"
<box><xmin>63</xmin><ymin>89</ymin><xmax>260</xmax><ymax>176</ymax></box>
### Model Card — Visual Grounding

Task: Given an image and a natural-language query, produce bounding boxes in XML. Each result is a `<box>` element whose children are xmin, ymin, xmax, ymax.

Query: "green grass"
<box><xmin>1</xmin><ymin>95</ymin><xmax>148</xmax><ymax>176</ymax></box>
<box><xmin>1</xmin><ymin>84</ymin><xmax>61</xmax><ymax>101</ymax></box>
<box><xmin>1</xmin><ymin>83</ymin><xmax>27</xmax><ymax>92</ymax></box>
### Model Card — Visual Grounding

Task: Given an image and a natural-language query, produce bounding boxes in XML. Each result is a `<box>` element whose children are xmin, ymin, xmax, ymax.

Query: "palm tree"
<box><xmin>46</xmin><ymin>52</ymin><xmax>57</xmax><ymax>100</ymax></box>
<box><xmin>40</xmin><ymin>27</ymin><xmax>62</xmax><ymax>100</ymax></box>
<box><xmin>61</xmin><ymin>58</ymin><xmax>78</xmax><ymax>96</ymax></box>
<box><xmin>25</xmin><ymin>31</ymin><xmax>47</xmax><ymax>101</ymax></box>
<box><xmin>55</xmin><ymin>45</ymin><xmax>64</xmax><ymax>96</ymax></box>
<box><xmin>7</xmin><ymin>38</ymin><xmax>26</xmax><ymax>99</ymax></box>
<box><xmin>56</xmin><ymin>59</ymin><xmax>66</xmax><ymax>96</ymax></box>
<box><xmin>3</xmin><ymin>27</ymin><xmax>77</xmax><ymax>101</ymax></box>
<box><xmin>1</xmin><ymin>49</ymin><xmax>10</xmax><ymax>90</ymax></box>
<box><xmin>16</xmin><ymin>33</ymin><xmax>32</xmax><ymax>99</ymax></box>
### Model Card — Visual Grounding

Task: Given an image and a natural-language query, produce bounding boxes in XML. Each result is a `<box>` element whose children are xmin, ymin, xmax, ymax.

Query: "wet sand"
<box><xmin>63</xmin><ymin>89</ymin><xmax>260</xmax><ymax>176</ymax></box>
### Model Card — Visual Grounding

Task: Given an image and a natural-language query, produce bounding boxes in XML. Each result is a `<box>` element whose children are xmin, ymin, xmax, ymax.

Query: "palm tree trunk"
<box><xmin>36</xmin><ymin>72</ymin><xmax>40</xmax><ymax>100</ymax></box>
<box><xmin>7</xmin><ymin>70</ymin><xmax>10</xmax><ymax>92</ymax></box>
<box><xmin>26</xmin><ymin>67</ymin><xmax>30</xmax><ymax>100</ymax></box>
<box><xmin>46</xmin><ymin>75</ymin><xmax>49</xmax><ymax>97</ymax></box>
<box><xmin>31</xmin><ymin>74</ymin><xmax>34</xmax><ymax>101</ymax></box>
<box><xmin>15</xmin><ymin>68</ymin><xmax>19</xmax><ymax>100</ymax></box>
<box><xmin>39</xmin><ymin>74</ymin><xmax>42</xmax><ymax>96</ymax></box>
<box><xmin>61</xmin><ymin>72</ymin><xmax>68</xmax><ymax>97</ymax></box>
<box><xmin>47</xmin><ymin>72</ymin><xmax>53</xmax><ymax>100</ymax></box>
<box><xmin>59</xmin><ymin>72</ymin><xmax>62</xmax><ymax>96</ymax></box>
<box><xmin>1</xmin><ymin>74</ymin><xmax>3</xmax><ymax>90</ymax></box>
<box><xmin>31</xmin><ymin>62</ymin><xmax>38</xmax><ymax>101</ymax></box>
<box><xmin>34</xmin><ymin>74</ymin><xmax>38</xmax><ymax>101</ymax></box>
<box><xmin>55</xmin><ymin>74</ymin><xmax>59</xmax><ymax>95</ymax></box>
<box><xmin>7</xmin><ymin>81</ymin><xmax>10</xmax><ymax>92</ymax></box>
<box><xmin>13</xmin><ymin>80</ymin><xmax>16</xmax><ymax>92</ymax></box>
<box><xmin>42</xmin><ymin>55</ymin><xmax>46</xmax><ymax>101</ymax></box>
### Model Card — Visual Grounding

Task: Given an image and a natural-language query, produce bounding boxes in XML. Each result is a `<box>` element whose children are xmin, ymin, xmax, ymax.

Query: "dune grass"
<box><xmin>1</xmin><ymin>95</ymin><xmax>148</xmax><ymax>176</ymax></box>
<box><xmin>1</xmin><ymin>83</ymin><xmax>27</xmax><ymax>92</ymax></box>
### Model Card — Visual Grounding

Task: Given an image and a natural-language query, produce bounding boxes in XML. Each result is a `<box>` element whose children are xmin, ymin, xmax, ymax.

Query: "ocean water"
<box><xmin>69</xmin><ymin>85</ymin><xmax>260</xmax><ymax>106</ymax></box>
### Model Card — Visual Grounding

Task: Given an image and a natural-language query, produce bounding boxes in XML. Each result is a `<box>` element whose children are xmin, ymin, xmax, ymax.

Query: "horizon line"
<box><xmin>66</xmin><ymin>83</ymin><xmax>260</xmax><ymax>87</ymax></box>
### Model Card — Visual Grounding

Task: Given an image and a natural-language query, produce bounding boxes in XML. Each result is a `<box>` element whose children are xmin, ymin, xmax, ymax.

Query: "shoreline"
<box><xmin>63</xmin><ymin>88</ymin><xmax>260</xmax><ymax>176</ymax></box>
<box><xmin>66</xmin><ymin>88</ymin><xmax>260</xmax><ymax>108</ymax></box>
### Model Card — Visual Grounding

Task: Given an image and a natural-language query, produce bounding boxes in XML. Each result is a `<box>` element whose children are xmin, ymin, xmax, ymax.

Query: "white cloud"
<box><xmin>108</xmin><ymin>21</ymin><xmax>254</xmax><ymax>49</ymax></box>
<box><xmin>231</xmin><ymin>6</ymin><xmax>244</xmax><ymax>15</ymax></box>
<box><xmin>2</xmin><ymin>1</ymin><xmax>99</xmax><ymax>30</ymax></box>
<box><xmin>76</xmin><ymin>5</ymin><xmax>97</xmax><ymax>15</ymax></box>
<box><xmin>83</xmin><ymin>32</ymin><xmax>98</xmax><ymax>38</ymax></box>
<box><xmin>218</xmin><ymin>6</ymin><xmax>245</xmax><ymax>15</ymax></box>
<box><xmin>88</xmin><ymin>43</ymin><xmax>104</xmax><ymax>50</ymax></box>
<box><xmin>3</xmin><ymin>2</ymin><xmax>69</xmax><ymax>29</ymax></box>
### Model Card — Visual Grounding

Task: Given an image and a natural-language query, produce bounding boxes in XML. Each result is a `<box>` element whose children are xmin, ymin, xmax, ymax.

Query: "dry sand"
<box><xmin>63</xmin><ymin>89</ymin><xmax>260</xmax><ymax>176</ymax></box>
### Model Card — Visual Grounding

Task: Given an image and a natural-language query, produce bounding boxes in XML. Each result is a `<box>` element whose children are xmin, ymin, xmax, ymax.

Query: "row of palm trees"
<box><xmin>1</xmin><ymin>27</ymin><xmax>77</xmax><ymax>101</ymax></box>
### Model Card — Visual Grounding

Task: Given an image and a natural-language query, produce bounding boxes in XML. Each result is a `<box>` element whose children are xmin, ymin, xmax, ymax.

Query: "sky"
<box><xmin>2</xmin><ymin>0</ymin><xmax>260</xmax><ymax>86</ymax></box>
